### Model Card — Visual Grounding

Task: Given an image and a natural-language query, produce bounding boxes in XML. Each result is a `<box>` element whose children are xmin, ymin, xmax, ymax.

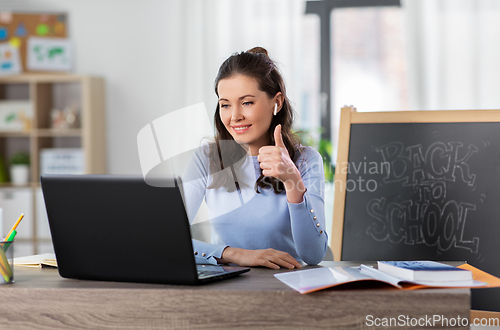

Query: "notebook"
<box><xmin>40</xmin><ymin>175</ymin><xmax>250</xmax><ymax>284</ymax></box>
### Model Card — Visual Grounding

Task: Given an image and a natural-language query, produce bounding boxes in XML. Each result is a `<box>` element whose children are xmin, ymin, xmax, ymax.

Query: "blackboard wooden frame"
<box><xmin>331</xmin><ymin>106</ymin><xmax>500</xmax><ymax>261</ymax></box>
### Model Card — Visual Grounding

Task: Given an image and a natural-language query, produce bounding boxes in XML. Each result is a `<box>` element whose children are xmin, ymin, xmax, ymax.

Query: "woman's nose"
<box><xmin>231</xmin><ymin>106</ymin><xmax>244</xmax><ymax>121</ymax></box>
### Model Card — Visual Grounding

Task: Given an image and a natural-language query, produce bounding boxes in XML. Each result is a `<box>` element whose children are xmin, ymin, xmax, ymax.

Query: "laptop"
<box><xmin>40</xmin><ymin>174</ymin><xmax>250</xmax><ymax>284</ymax></box>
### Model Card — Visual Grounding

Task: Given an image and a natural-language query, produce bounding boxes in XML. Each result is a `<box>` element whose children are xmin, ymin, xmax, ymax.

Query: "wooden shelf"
<box><xmin>0</xmin><ymin>183</ymin><xmax>33</xmax><ymax>189</ymax></box>
<box><xmin>0</xmin><ymin>131</ymin><xmax>30</xmax><ymax>137</ymax></box>
<box><xmin>0</xmin><ymin>73</ymin><xmax>106</xmax><ymax>254</ymax></box>
<box><xmin>34</xmin><ymin>129</ymin><xmax>82</xmax><ymax>137</ymax></box>
<box><xmin>0</xmin><ymin>73</ymin><xmax>88</xmax><ymax>83</ymax></box>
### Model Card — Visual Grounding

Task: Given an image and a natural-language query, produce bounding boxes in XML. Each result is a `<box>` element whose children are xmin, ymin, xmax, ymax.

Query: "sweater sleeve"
<box><xmin>287</xmin><ymin>147</ymin><xmax>328</xmax><ymax>265</ymax></box>
<box><xmin>182</xmin><ymin>146</ymin><xmax>229</xmax><ymax>265</ymax></box>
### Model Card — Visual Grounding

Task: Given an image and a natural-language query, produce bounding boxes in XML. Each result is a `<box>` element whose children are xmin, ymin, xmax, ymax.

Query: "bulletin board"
<box><xmin>0</xmin><ymin>12</ymin><xmax>68</xmax><ymax>72</ymax></box>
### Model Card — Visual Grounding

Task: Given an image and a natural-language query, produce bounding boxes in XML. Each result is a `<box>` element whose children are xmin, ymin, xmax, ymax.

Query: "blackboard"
<box><xmin>332</xmin><ymin>107</ymin><xmax>500</xmax><ymax>312</ymax></box>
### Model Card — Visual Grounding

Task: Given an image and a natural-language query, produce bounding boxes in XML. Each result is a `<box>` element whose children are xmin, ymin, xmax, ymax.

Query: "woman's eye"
<box><xmin>243</xmin><ymin>101</ymin><xmax>253</xmax><ymax>106</ymax></box>
<box><xmin>220</xmin><ymin>104</ymin><xmax>229</xmax><ymax>109</ymax></box>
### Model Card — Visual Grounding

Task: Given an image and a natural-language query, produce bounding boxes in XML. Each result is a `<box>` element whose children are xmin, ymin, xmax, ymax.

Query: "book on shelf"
<box><xmin>274</xmin><ymin>262</ymin><xmax>500</xmax><ymax>294</ymax></box>
<box><xmin>377</xmin><ymin>261</ymin><xmax>473</xmax><ymax>282</ymax></box>
<box><xmin>40</xmin><ymin>148</ymin><xmax>84</xmax><ymax>175</ymax></box>
<box><xmin>14</xmin><ymin>253</ymin><xmax>57</xmax><ymax>268</ymax></box>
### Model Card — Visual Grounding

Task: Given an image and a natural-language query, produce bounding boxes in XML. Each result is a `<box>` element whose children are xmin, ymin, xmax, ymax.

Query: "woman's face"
<box><xmin>218</xmin><ymin>74</ymin><xmax>280</xmax><ymax>156</ymax></box>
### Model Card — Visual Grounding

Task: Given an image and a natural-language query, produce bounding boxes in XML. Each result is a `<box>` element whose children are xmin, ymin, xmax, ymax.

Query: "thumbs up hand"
<box><xmin>258</xmin><ymin>124</ymin><xmax>299</xmax><ymax>184</ymax></box>
<box><xmin>273</xmin><ymin>123</ymin><xmax>286</xmax><ymax>148</ymax></box>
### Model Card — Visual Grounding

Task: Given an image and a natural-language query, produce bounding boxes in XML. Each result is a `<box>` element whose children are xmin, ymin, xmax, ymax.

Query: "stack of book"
<box><xmin>375</xmin><ymin>261</ymin><xmax>472</xmax><ymax>282</ymax></box>
<box><xmin>275</xmin><ymin>260</ymin><xmax>500</xmax><ymax>294</ymax></box>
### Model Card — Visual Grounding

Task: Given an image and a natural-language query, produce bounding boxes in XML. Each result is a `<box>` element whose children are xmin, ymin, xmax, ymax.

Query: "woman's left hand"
<box><xmin>258</xmin><ymin>125</ymin><xmax>306</xmax><ymax>202</ymax></box>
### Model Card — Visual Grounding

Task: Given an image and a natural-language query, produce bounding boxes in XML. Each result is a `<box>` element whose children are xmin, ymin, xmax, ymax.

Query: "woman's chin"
<box><xmin>221</xmin><ymin>137</ymin><xmax>251</xmax><ymax>150</ymax></box>
<box><xmin>233</xmin><ymin>139</ymin><xmax>250</xmax><ymax>150</ymax></box>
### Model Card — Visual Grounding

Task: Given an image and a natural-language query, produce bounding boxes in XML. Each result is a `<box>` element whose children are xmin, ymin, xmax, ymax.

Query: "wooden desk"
<box><xmin>0</xmin><ymin>261</ymin><xmax>470</xmax><ymax>329</ymax></box>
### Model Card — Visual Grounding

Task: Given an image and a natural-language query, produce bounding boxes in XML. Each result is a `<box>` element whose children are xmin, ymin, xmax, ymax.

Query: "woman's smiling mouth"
<box><xmin>232</xmin><ymin>125</ymin><xmax>251</xmax><ymax>134</ymax></box>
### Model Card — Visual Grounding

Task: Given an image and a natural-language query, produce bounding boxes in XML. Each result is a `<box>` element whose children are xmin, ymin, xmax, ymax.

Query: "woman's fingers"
<box><xmin>273</xmin><ymin>250</ymin><xmax>302</xmax><ymax>269</ymax></box>
<box><xmin>277</xmin><ymin>251</ymin><xmax>303</xmax><ymax>269</ymax></box>
<box><xmin>261</xmin><ymin>259</ymin><xmax>281</xmax><ymax>270</ymax></box>
<box><xmin>258</xmin><ymin>144</ymin><xmax>296</xmax><ymax>183</ymax></box>
<box><xmin>260</xmin><ymin>159</ymin><xmax>286</xmax><ymax>178</ymax></box>
<box><xmin>224</xmin><ymin>247</ymin><xmax>302</xmax><ymax>270</ymax></box>
<box><xmin>258</xmin><ymin>146</ymin><xmax>280</xmax><ymax>155</ymax></box>
<box><xmin>258</xmin><ymin>249</ymin><xmax>302</xmax><ymax>270</ymax></box>
<box><xmin>266</xmin><ymin>256</ymin><xmax>294</xmax><ymax>269</ymax></box>
<box><xmin>259</xmin><ymin>161</ymin><xmax>273</xmax><ymax>170</ymax></box>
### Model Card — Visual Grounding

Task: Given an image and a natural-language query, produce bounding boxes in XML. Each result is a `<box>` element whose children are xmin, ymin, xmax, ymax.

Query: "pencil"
<box><xmin>0</xmin><ymin>248</ymin><xmax>12</xmax><ymax>281</ymax></box>
<box><xmin>0</xmin><ymin>262</ymin><xmax>10</xmax><ymax>283</ymax></box>
<box><xmin>4</xmin><ymin>214</ymin><xmax>24</xmax><ymax>241</ymax></box>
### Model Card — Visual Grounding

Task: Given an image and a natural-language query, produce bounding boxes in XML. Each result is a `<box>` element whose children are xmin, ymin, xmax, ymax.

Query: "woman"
<box><xmin>182</xmin><ymin>47</ymin><xmax>327</xmax><ymax>269</ymax></box>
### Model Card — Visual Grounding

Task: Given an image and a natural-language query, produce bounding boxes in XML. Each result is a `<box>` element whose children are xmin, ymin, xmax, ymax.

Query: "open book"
<box><xmin>274</xmin><ymin>263</ymin><xmax>500</xmax><ymax>294</ymax></box>
<box><xmin>14</xmin><ymin>253</ymin><xmax>57</xmax><ymax>268</ymax></box>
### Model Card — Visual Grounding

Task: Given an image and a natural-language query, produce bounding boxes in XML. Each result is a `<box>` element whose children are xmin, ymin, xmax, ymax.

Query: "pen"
<box><xmin>4</xmin><ymin>214</ymin><xmax>24</xmax><ymax>242</ymax></box>
<box><xmin>5</xmin><ymin>230</ymin><xmax>17</xmax><ymax>243</ymax></box>
<box><xmin>2</xmin><ymin>230</ymin><xmax>16</xmax><ymax>252</ymax></box>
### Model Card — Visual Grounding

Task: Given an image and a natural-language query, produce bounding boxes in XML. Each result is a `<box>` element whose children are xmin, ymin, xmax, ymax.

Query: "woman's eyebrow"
<box><xmin>219</xmin><ymin>95</ymin><xmax>255</xmax><ymax>102</ymax></box>
<box><xmin>239</xmin><ymin>94</ymin><xmax>255</xmax><ymax>100</ymax></box>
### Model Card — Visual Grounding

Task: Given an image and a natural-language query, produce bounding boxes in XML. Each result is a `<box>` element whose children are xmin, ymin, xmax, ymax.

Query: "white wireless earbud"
<box><xmin>274</xmin><ymin>103</ymin><xmax>278</xmax><ymax>116</ymax></box>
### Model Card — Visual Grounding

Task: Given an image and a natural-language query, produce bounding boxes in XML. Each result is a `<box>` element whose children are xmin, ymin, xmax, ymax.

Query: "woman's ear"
<box><xmin>275</xmin><ymin>92</ymin><xmax>284</xmax><ymax>112</ymax></box>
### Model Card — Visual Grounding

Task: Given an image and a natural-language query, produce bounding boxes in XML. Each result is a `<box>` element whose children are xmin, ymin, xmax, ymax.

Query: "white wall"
<box><xmin>0</xmin><ymin>0</ymin><xmax>306</xmax><ymax>175</ymax></box>
<box><xmin>1</xmin><ymin>0</ymin><xmax>190</xmax><ymax>174</ymax></box>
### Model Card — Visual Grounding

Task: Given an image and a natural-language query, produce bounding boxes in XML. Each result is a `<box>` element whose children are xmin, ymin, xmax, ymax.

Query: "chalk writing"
<box><xmin>365</xmin><ymin>141</ymin><xmax>481</xmax><ymax>254</ymax></box>
<box><xmin>375</xmin><ymin>141</ymin><xmax>477</xmax><ymax>186</ymax></box>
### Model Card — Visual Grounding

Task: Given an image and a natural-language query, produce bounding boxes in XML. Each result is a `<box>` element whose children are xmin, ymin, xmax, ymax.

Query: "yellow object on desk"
<box><xmin>0</xmin><ymin>242</ymin><xmax>13</xmax><ymax>283</ymax></box>
<box><xmin>4</xmin><ymin>214</ymin><xmax>24</xmax><ymax>241</ymax></box>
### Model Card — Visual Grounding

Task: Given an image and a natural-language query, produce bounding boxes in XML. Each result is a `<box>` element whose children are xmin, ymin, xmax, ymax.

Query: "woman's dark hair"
<box><xmin>207</xmin><ymin>46</ymin><xmax>301</xmax><ymax>194</ymax></box>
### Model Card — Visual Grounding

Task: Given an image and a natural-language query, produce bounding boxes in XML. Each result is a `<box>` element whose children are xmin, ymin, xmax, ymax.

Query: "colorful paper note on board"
<box><xmin>0</xmin><ymin>27</ymin><xmax>7</xmax><ymax>40</ymax></box>
<box><xmin>0</xmin><ymin>12</ymin><xmax>12</xmax><ymax>24</ymax></box>
<box><xmin>15</xmin><ymin>22</ymin><xmax>26</xmax><ymax>37</ymax></box>
<box><xmin>36</xmin><ymin>24</ymin><xmax>49</xmax><ymax>36</ymax></box>
<box><xmin>27</xmin><ymin>37</ymin><xmax>72</xmax><ymax>72</ymax></box>
<box><xmin>0</xmin><ymin>43</ymin><xmax>21</xmax><ymax>75</ymax></box>
<box><xmin>9</xmin><ymin>37</ymin><xmax>21</xmax><ymax>48</ymax></box>
<box><xmin>0</xmin><ymin>12</ymin><xmax>67</xmax><ymax>72</ymax></box>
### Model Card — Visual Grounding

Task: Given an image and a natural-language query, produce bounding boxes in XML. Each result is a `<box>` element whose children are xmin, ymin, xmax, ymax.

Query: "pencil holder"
<box><xmin>0</xmin><ymin>240</ymin><xmax>14</xmax><ymax>284</ymax></box>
